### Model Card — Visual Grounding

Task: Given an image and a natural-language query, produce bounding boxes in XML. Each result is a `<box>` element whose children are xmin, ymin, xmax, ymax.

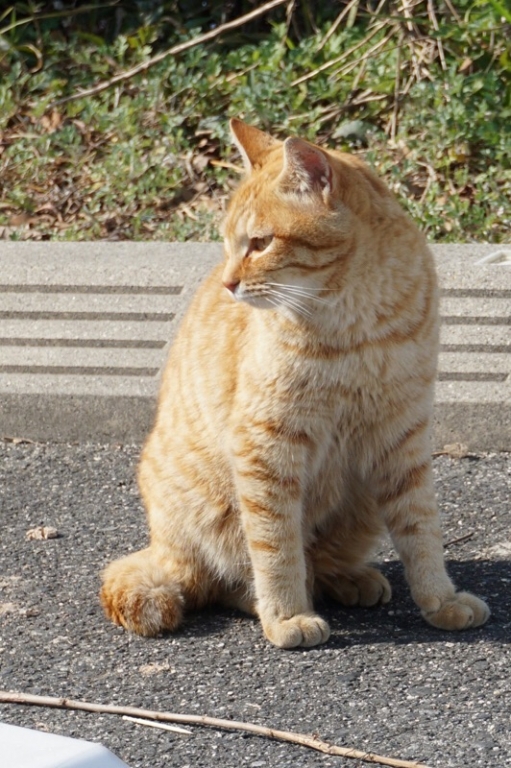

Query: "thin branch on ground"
<box><xmin>49</xmin><ymin>0</ymin><xmax>289</xmax><ymax>107</ymax></box>
<box><xmin>389</xmin><ymin>34</ymin><xmax>402</xmax><ymax>140</ymax></box>
<box><xmin>316</xmin><ymin>0</ymin><xmax>361</xmax><ymax>52</ymax></box>
<box><xmin>283</xmin><ymin>0</ymin><xmax>297</xmax><ymax>42</ymax></box>
<box><xmin>427</xmin><ymin>0</ymin><xmax>446</xmax><ymax>71</ymax></box>
<box><xmin>291</xmin><ymin>20</ymin><xmax>387</xmax><ymax>86</ymax></box>
<box><xmin>0</xmin><ymin>2</ymin><xmax>120</xmax><ymax>36</ymax></box>
<box><xmin>442</xmin><ymin>0</ymin><xmax>462</xmax><ymax>22</ymax></box>
<box><xmin>444</xmin><ymin>532</ymin><xmax>475</xmax><ymax>549</ymax></box>
<box><xmin>327</xmin><ymin>30</ymin><xmax>397</xmax><ymax>84</ymax></box>
<box><xmin>0</xmin><ymin>690</ymin><xmax>433</xmax><ymax>768</ymax></box>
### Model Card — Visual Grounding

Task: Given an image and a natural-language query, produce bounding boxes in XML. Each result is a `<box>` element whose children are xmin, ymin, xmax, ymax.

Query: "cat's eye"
<box><xmin>250</xmin><ymin>235</ymin><xmax>273</xmax><ymax>254</ymax></box>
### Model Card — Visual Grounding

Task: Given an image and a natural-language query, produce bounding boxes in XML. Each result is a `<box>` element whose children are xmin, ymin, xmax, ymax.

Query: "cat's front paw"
<box><xmin>421</xmin><ymin>591</ymin><xmax>490</xmax><ymax>630</ymax></box>
<box><xmin>262</xmin><ymin>612</ymin><xmax>330</xmax><ymax>648</ymax></box>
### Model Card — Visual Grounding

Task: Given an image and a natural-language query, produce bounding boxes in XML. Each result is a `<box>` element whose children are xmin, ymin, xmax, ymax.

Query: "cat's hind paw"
<box><xmin>421</xmin><ymin>591</ymin><xmax>490</xmax><ymax>630</ymax></box>
<box><xmin>322</xmin><ymin>566</ymin><xmax>392</xmax><ymax>607</ymax></box>
<box><xmin>100</xmin><ymin>550</ymin><xmax>184</xmax><ymax>636</ymax></box>
<box><xmin>262</xmin><ymin>612</ymin><xmax>330</xmax><ymax>649</ymax></box>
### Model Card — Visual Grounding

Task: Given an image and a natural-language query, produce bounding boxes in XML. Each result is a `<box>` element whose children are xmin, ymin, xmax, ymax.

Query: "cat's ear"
<box><xmin>279</xmin><ymin>137</ymin><xmax>333</xmax><ymax>199</ymax></box>
<box><xmin>230</xmin><ymin>118</ymin><xmax>279</xmax><ymax>172</ymax></box>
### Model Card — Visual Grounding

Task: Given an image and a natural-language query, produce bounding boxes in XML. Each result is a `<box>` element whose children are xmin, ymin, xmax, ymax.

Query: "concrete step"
<box><xmin>1</xmin><ymin>242</ymin><xmax>510</xmax><ymax>448</ymax></box>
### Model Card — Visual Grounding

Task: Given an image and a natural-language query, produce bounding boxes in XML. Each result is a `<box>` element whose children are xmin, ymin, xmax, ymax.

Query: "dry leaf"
<box><xmin>179</xmin><ymin>204</ymin><xmax>199</xmax><ymax>221</ymax></box>
<box><xmin>139</xmin><ymin>662</ymin><xmax>172</xmax><ymax>676</ymax></box>
<box><xmin>191</xmin><ymin>153</ymin><xmax>210</xmax><ymax>173</ymax></box>
<box><xmin>0</xmin><ymin>602</ymin><xmax>16</xmax><ymax>616</ymax></box>
<box><xmin>459</xmin><ymin>57</ymin><xmax>473</xmax><ymax>74</ymax></box>
<box><xmin>40</xmin><ymin>110</ymin><xmax>63</xmax><ymax>134</ymax></box>
<box><xmin>35</xmin><ymin>203</ymin><xmax>58</xmax><ymax>215</ymax></box>
<box><xmin>433</xmin><ymin>442</ymin><xmax>470</xmax><ymax>459</ymax></box>
<box><xmin>8</xmin><ymin>213</ymin><xmax>30</xmax><ymax>227</ymax></box>
<box><xmin>26</xmin><ymin>526</ymin><xmax>60</xmax><ymax>540</ymax></box>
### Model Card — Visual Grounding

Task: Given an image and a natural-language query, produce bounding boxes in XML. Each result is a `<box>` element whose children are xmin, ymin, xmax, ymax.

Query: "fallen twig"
<box><xmin>0</xmin><ymin>2</ymin><xmax>120</xmax><ymax>37</ymax></box>
<box><xmin>2</xmin><ymin>435</ymin><xmax>35</xmax><ymax>444</ymax></box>
<box><xmin>210</xmin><ymin>160</ymin><xmax>244</xmax><ymax>173</ymax></box>
<box><xmin>389</xmin><ymin>34</ymin><xmax>402</xmax><ymax>140</ymax></box>
<box><xmin>291</xmin><ymin>20</ymin><xmax>387</xmax><ymax>86</ymax></box>
<box><xmin>327</xmin><ymin>30</ymin><xmax>396</xmax><ymax>84</ymax></box>
<box><xmin>444</xmin><ymin>532</ymin><xmax>475</xmax><ymax>549</ymax></box>
<box><xmin>0</xmin><ymin>690</ymin><xmax>432</xmax><ymax>768</ymax></box>
<box><xmin>316</xmin><ymin>0</ymin><xmax>361</xmax><ymax>52</ymax></box>
<box><xmin>50</xmin><ymin>0</ymin><xmax>288</xmax><ymax>107</ymax></box>
<box><xmin>426</xmin><ymin>0</ymin><xmax>446</xmax><ymax>71</ymax></box>
<box><xmin>432</xmin><ymin>442</ymin><xmax>476</xmax><ymax>459</ymax></box>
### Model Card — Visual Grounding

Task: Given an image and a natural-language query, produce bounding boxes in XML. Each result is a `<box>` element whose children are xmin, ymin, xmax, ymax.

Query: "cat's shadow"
<box><xmin>181</xmin><ymin>558</ymin><xmax>510</xmax><ymax>648</ymax></box>
<box><xmin>321</xmin><ymin>557</ymin><xmax>509</xmax><ymax>649</ymax></box>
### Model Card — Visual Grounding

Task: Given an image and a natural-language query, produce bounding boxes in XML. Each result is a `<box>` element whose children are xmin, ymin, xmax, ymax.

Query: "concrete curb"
<box><xmin>1</xmin><ymin>242</ymin><xmax>510</xmax><ymax>449</ymax></box>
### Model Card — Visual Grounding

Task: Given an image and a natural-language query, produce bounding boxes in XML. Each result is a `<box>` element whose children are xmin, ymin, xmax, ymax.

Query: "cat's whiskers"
<box><xmin>265</xmin><ymin>284</ymin><xmax>324</xmax><ymax>312</ymax></box>
<box><xmin>257</xmin><ymin>287</ymin><xmax>310</xmax><ymax>319</ymax></box>
<box><xmin>263</xmin><ymin>287</ymin><xmax>313</xmax><ymax>319</ymax></box>
<box><xmin>270</xmin><ymin>285</ymin><xmax>330</xmax><ymax>305</ymax></box>
<box><xmin>274</xmin><ymin>296</ymin><xmax>313</xmax><ymax>317</ymax></box>
<box><xmin>265</xmin><ymin>284</ymin><xmax>338</xmax><ymax>313</ymax></box>
<box><xmin>263</xmin><ymin>294</ymin><xmax>309</xmax><ymax>322</ymax></box>
<box><xmin>267</xmin><ymin>282</ymin><xmax>340</xmax><ymax>294</ymax></box>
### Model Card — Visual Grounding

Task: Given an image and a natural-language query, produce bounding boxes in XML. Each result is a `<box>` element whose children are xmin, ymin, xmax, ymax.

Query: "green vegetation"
<box><xmin>1</xmin><ymin>1</ymin><xmax>509</xmax><ymax>242</ymax></box>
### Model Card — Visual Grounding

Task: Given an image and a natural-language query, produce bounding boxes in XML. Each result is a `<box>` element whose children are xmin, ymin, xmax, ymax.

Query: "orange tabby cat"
<box><xmin>100</xmin><ymin>119</ymin><xmax>489</xmax><ymax>648</ymax></box>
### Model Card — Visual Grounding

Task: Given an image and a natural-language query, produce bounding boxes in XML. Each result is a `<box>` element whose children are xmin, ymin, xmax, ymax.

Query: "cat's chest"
<box><xmin>243</xmin><ymin>327</ymin><xmax>405</xmax><ymax>433</ymax></box>
<box><xmin>280</xmin><ymin>347</ymin><xmax>389</xmax><ymax>419</ymax></box>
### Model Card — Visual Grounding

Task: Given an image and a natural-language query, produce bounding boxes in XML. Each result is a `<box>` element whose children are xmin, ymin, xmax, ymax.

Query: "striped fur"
<box><xmin>100</xmin><ymin>120</ymin><xmax>489</xmax><ymax>647</ymax></box>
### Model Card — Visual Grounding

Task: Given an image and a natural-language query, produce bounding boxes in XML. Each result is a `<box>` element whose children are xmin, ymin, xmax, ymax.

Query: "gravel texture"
<box><xmin>1</xmin><ymin>441</ymin><xmax>510</xmax><ymax>768</ymax></box>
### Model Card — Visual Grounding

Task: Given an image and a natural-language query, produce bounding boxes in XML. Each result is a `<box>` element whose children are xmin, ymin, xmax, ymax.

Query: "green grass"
<box><xmin>0</xmin><ymin>1</ymin><xmax>509</xmax><ymax>243</ymax></box>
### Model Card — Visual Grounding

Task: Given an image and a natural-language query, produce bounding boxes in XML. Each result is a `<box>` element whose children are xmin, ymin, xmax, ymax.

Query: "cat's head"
<box><xmin>221</xmin><ymin>119</ymin><xmax>391</xmax><ymax>320</ymax></box>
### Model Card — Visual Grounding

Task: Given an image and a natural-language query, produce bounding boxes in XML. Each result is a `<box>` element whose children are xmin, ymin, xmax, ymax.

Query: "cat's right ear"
<box><xmin>230</xmin><ymin>118</ymin><xmax>279</xmax><ymax>172</ymax></box>
<box><xmin>279</xmin><ymin>138</ymin><xmax>333</xmax><ymax>201</ymax></box>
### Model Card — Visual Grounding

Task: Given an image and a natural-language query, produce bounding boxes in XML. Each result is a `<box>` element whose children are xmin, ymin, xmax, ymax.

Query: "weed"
<box><xmin>0</xmin><ymin>2</ymin><xmax>509</xmax><ymax>242</ymax></box>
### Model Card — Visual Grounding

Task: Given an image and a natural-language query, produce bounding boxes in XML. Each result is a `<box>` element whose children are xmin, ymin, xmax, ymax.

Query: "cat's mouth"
<box><xmin>227</xmin><ymin>283</ymin><xmax>274</xmax><ymax>310</ymax></box>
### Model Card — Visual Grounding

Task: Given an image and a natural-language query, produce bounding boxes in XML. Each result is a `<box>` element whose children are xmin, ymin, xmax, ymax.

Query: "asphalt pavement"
<box><xmin>0</xmin><ymin>440</ymin><xmax>510</xmax><ymax>768</ymax></box>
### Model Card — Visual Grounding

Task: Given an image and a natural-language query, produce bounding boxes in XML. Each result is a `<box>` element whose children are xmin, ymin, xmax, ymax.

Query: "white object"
<box><xmin>122</xmin><ymin>714</ymin><xmax>192</xmax><ymax>735</ymax></box>
<box><xmin>475</xmin><ymin>249</ymin><xmax>511</xmax><ymax>265</ymax></box>
<box><xmin>0</xmin><ymin>722</ymin><xmax>130</xmax><ymax>768</ymax></box>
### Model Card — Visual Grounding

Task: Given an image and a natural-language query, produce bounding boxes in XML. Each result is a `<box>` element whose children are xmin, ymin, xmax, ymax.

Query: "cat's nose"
<box><xmin>223</xmin><ymin>280</ymin><xmax>240</xmax><ymax>294</ymax></box>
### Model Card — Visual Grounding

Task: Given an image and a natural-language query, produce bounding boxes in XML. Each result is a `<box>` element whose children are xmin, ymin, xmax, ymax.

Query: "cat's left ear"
<box><xmin>279</xmin><ymin>137</ymin><xmax>333</xmax><ymax>201</ymax></box>
<box><xmin>230</xmin><ymin>118</ymin><xmax>279</xmax><ymax>172</ymax></box>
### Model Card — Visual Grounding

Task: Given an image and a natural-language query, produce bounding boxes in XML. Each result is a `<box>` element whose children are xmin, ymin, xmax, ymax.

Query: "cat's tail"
<box><xmin>100</xmin><ymin>548</ymin><xmax>184</xmax><ymax>636</ymax></box>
